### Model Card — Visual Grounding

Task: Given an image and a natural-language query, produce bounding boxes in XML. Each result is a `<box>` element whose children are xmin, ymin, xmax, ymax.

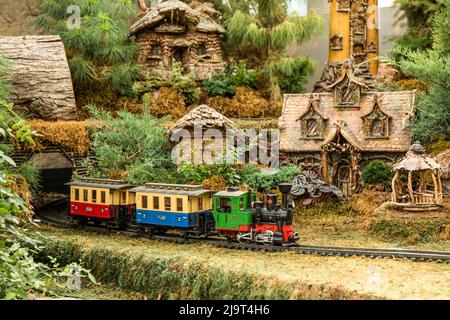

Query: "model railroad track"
<box><xmin>36</xmin><ymin>199</ymin><xmax>450</xmax><ymax>264</ymax></box>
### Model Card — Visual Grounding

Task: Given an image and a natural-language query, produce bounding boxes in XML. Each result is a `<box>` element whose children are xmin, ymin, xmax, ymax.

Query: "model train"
<box><xmin>66</xmin><ymin>178</ymin><xmax>299</xmax><ymax>246</ymax></box>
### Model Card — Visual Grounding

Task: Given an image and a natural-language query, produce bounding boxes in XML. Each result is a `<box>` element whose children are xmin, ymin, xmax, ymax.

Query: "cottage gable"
<box><xmin>361</xmin><ymin>95</ymin><xmax>391</xmax><ymax>139</ymax></box>
<box><xmin>131</xmin><ymin>0</ymin><xmax>225</xmax><ymax>80</ymax></box>
<box><xmin>297</xmin><ymin>95</ymin><xmax>328</xmax><ymax>140</ymax></box>
<box><xmin>279</xmin><ymin>91</ymin><xmax>416</xmax><ymax>153</ymax></box>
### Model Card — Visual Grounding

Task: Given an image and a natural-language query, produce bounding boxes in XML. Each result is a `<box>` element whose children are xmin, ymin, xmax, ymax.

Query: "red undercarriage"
<box><xmin>216</xmin><ymin>224</ymin><xmax>297</xmax><ymax>242</ymax></box>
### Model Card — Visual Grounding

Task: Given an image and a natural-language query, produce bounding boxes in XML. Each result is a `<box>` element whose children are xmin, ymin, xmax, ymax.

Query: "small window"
<box><xmin>370</xmin><ymin>119</ymin><xmax>384</xmax><ymax>137</ymax></box>
<box><xmin>217</xmin><ymin>198</ymin><xmax>232</xmax><ymax>213</ymax></box>
<box><xmin>142</xmin><ymin>195</ymin><xmax>148</xmax><ymax>209</ymax></box>
<box><xmin>151</xmin><ymin>45</ymin><xmax>161</xmax><ymax>56</ymax></box>
<box><xmin>153</xmin><ymin>196</ymin><xmax>159</xmax><ymax>210</ymax></box>
<box><xmin>198</xmin><ymin>197</ymin><xmax>203</xmax><ymax>210</ymax></box>
<box><xmin>101</xmin><ymin>191</ymin><xmax>106</xmax><ymax>204</ymax></box>
<box><xmin>164</xmin><ymin>197</ymin><xmax>171</xmax><ymax>211</ymax></box>
<box><xmin>177</xmin><ymin>198</ymin><xmax>183</xmax><ymax>211</ymax></box>
<box><xmin>306</xmin><ymin>119</ymin><xmax>318</xmax><ymax>136</ymax></box>
<box><xmin>197</xmin><ymin>43</ymin><xmax>207</xmax><ymax>56</ymax></box>
<box><xmin>239</xmin><ymin>197</ymin><xmax>244</xmax><ymax>210</ymax></box>
<box><xmin>122</xmin><ymin>191</ymin><xmax>127</xmax><ymax>202</ymax></box>
<box><xmin>83</xmin><ymin>190</ymin><xmax>88</xmax><ymax>202</ymax></box>
<box><xmin>74</xmin><ymin>189</ymin><xmax>80</xmax><ymax>201</ymax></box>
<box><xmin>92</xmin><ymin>190</ymin><xmax>97</xmax><ymax>203</ymax></box>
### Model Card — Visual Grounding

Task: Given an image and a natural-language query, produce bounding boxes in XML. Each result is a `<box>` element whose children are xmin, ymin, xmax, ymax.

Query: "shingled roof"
<box><xmin>171</xmin><ymin>105</ymin><xmax>236</xmax><ymax>133</ymax></box>
<box><xmin>435</xmin><ymin>149</ymin><xmax>450</xmax><ymax>179</ymax></box>
<box><xmin>130</xmin><ymin>0</ymin><xmax>225</xmax><ymax>35</ymax></box>
<box><xmin>279</xmin><ymin>91</ymin><xmax>416</xmax><ymax>153</ymax></box>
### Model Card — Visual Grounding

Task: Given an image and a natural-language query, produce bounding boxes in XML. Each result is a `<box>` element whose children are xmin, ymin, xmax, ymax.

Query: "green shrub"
<box><xmin>278</xmin><ymin>57</ymin><xmax>315</xmax><ymax>94</ymax></box>
<box><xmin>203</xmin><ymin>73</ymin><xmax>236</xmax><ymax>97</ymax></box>
<box><xmin>238</xmin><ymin>164</ymin><xmax>300</xmax><ymax>192</ymax></box>
<box><xmin>227</xmin><ymin>61</ymin><xmax>260</xmax><ymax>89</ymax></box>
<box><xmin>178</xmin><ymin>164</ymin><xmax>240</xmax><ymax>186</ymax></box>
<box><xmin>144</xmin><ymin>61</ymin><xmax>200</xmax><ymax>106</ymax></box>
<box><xmin>361</xmin><ymin>160</ymin><xmax>394</xmax><ymax>187</ymax></box>
<box><xmin>85</xmin><ymin>105</ymin><xmax>175</xmax><ymax>184</ymax></box>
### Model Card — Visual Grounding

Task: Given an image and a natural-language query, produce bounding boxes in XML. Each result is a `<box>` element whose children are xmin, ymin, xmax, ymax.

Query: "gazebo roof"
<box><xmin>170</xmin><ymin>105</ymin><xmax>236</xmax><ymax>133</ymax></box>
<box><xmin>130</xmin><ymin>0</ymin><xmax>225</xmax><ymax>35</ymax></box>
<box><xmin>393</xmin><ymin>142</ymin><xmax>441</xmax><ymax>171</ymax></box>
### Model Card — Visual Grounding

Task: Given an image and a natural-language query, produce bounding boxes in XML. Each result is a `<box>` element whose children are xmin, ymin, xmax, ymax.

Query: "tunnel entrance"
<box><xmin>29</xmin><ymin>152</ymin><xmax>73</xmax><ymax>194</ymax></box>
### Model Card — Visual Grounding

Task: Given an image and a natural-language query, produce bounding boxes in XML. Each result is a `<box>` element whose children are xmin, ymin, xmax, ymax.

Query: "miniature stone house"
<box><xmin>170</xmin><ymin>105</ymin><xmax>236</xmax><ymax>165</ymax></box>
<box><xmin>130</xmin><ymin>0</ymin><xmax>225</xmax><ymax>81</ymax></box>
<box><xmin>279</xmin><ymin>91</ymin><xmax>416</xmax><ymax>197</ymax></box>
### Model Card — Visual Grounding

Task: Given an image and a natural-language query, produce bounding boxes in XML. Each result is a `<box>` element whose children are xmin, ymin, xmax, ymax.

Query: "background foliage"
<box><xmin>392</xmin><ymin>0</ymin><xmax>450</xmax><ymax>143</ymax></box>
<box><xmin>35</xmin><ymin>0</ymin><xmax>140</xmax><ymax>94</ymax></box>
<box><xmin>224</xmin><ymin>0</ymin><xmax>324</xmax><ymax>99</ymax></box>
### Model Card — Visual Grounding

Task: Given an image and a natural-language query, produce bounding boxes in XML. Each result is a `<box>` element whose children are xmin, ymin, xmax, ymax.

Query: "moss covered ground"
<box><xmin>37</xmin><ymin>226</ymin><xmax>449</xmax><ymax>300</ymax></box>
<box><xmin>294</xmin><ymin>191</ymin><xmax>450</xmax><ymax>251</ymax></box>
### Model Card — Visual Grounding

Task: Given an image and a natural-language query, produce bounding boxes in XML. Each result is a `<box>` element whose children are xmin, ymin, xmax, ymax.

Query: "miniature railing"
<box><xmin>413</xmin><ymin>191</ymin><xmax>439</xmax><ymax>205</ymax></box>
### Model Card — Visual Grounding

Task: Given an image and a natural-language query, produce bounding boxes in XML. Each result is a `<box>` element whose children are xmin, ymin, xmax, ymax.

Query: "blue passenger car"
<box><xmin>129</xmin><ymin>183</ymin><xmax>214</xmax><ymax>233</ymax></box>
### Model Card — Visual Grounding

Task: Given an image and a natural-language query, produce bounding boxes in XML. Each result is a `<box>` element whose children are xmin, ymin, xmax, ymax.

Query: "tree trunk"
<box><xmin>0</xmin><ymin>36</ymin><xmax>77</xmax><ymax>120</ymax></box>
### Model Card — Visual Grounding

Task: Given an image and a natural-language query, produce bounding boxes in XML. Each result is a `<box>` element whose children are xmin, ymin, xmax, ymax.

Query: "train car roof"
<box><xmin>214</xmin><ymin>190</ymin><xmax>248</xmax><ymax>197</ymax></box>
<box><xmin>129</xmin><ymin>186</ymin><xmax>212</xmax><ymax>197</ymax></box>
<box><xmin>66</xmin><ymin>181</ymin><xmax>135</xmax><ymax>190</ymax></box>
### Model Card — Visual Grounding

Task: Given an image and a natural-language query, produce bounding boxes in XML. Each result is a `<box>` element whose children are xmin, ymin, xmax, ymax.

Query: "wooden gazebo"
<box><xmin>391</xmin><ymin>142</ymin><xmax>443</xmax><ymax>212</ymax></box>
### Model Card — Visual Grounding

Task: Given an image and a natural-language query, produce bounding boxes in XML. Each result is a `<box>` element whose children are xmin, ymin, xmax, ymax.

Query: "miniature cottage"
<box><xmin>170</xmin><ymin>105</ymin><xmax>236</xmax><ymax>165</ymax></box>
<box><xmin>279</xmin><ymin>91</ymin><xmax>416</xmax><ymax>197</ymax></box>
<box><xmin>435</xmin><ymin>149</ymin><xmax>450</xmax><ymax>193</ymax></box>
<box><xmin>130</xmin><ymin>0</ymin><xmax>225</xmax><ymax>81</ymax></box>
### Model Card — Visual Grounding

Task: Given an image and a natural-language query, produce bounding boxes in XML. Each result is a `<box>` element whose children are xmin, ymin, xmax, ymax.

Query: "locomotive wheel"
<box><xmin>237</xmin><ymin>232</ymin><xmax>251</xmax><ymax>244</ymax></box>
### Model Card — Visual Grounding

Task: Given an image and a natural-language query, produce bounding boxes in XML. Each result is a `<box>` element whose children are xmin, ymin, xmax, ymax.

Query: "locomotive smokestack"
<box><xmin>278</xmin><ymin>183</ymin><xmax>292</xmax><ymax>209</ymax></box>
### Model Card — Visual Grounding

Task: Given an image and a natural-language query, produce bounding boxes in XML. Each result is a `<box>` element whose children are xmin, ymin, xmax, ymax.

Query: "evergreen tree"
<box><xmin>392</xmin><ymin>0</ymin><xmax>450</xmax><ymax>143</ymax></box>
<box><xmin>35</xmin><ymin>0</ymin><xmax>141</xmax><ymax>94</ymax></box>
<box><xmin>392</xmin><ymin>0</ymin><xmax>445</xmax><ymax>54</ymax></box>
<box><xmin>224</xmin><ymin>0</ymin><xmax>324</xmax><ymax>99</ymax></box>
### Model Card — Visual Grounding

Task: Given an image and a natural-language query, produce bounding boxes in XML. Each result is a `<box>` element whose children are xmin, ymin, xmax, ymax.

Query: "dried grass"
<box><xmin>39</xmin><ymin>228</ymin><xmax>450</xmax><ymax>299</ymax></box>
<box><xmin>27</xmin><ymin>120</ymin><xmax>92</xmax><ymax>156</ymax></box>
<box><xmin>149</xmin><ymin>87</ymin><xmax>186</xmax><ymax>119</ymax></box>
<box><xmin>207</xmin><ymin>87</ymin><xmax>282</xmax><ymax>118</ymax></box>
<box><xmin>202</xmin><ymin>175</ymin><xmax>228</xmax><ymax>191</ymax></box>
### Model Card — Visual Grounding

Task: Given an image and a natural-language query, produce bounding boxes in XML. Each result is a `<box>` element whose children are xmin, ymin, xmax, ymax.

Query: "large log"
<box><xmin>0</xmin><ymin>35</ymin><xmax>77</xmax><ymax>120</ymax></box>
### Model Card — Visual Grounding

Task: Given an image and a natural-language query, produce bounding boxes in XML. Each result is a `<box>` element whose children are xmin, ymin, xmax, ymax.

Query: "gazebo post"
<box><xmin>437</xmin><ymin>169</ymin><xmax>443</xmax><ymax>202</ymax></box>
<box><xmin>431</xmin><ymin>170</ymin><xmax>440</xmax><ymax>204</ymax></box>
<box><xmin>391</xmin><ymin>171</ymin><xmax>399</xmax><ymax>202</ymax></box>
<box><xmin>419</xmin><ymin>171</ymin><xmax>425</xmax><ymax>192</ymax></box>
<box><xmin>408</xmin><ymin>171</ymin><xmax>414</xmax><ymax>204</ymax></box>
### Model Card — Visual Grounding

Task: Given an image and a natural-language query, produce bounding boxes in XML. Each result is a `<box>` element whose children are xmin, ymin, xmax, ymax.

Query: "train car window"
<box><xmin>153</xmin><ymin>196</ymin><xmax>159</xmax><ymax>209</ymax></box>
<box><xmin>83</xmin><ymin>189</ymin><xmax>88</xmax><ymax>202</ymax></box>
<box><xmin>164</xmin><ymin>197</ymin><xmax>171</xmax><ymax>211</ymax></box>
<box><xmin>92</xmin><ymin>190</ymin><xmax>97</xmax><ymax>203</ymax></box>
<box><xmin>198</xmin><ymin>197</ymin><xmax>203</xmax><ymax>210</ymax></box>
<box><xmin>142</xmin><ymin>195</ymin><xmax>148</xmax><ymax>209</ymax></box>
<box><xmin>74</xmin><ymin>188</ymin><xmax>80</xmax><ymax>201</ymax></box>
<box><xmin>239</xmin><ymin>197</ymin><xmax>244</xmax><ymax>210</ymax></box>
<box><xmin>101</xmin><ymin>191</ymin><xmax>106</xmax><ymax>204</ymax></box>
<box><xmin>217</xmin><ymin>198</ymin><xmax>232</xmax><ymax>213</ymax></box>
<box><xmin>176</xmin><ymin>198</ymin><xmax>183</xmax><ymax>211</ymax></box>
